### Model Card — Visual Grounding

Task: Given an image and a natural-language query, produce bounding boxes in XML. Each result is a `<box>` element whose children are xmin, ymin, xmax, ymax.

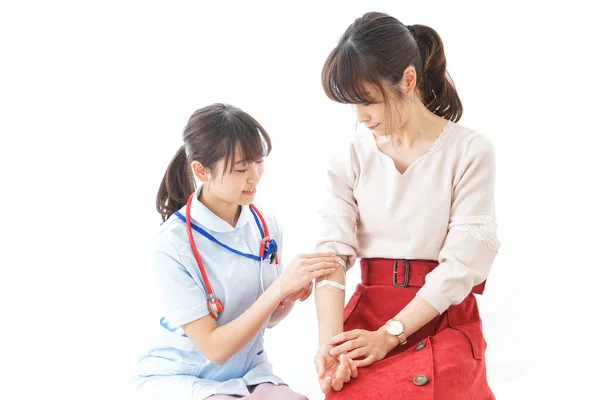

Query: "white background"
<box><xmin>1</xmin><ymin>1</ymin><xmax>599</xmax><ymax>399</ymax></box>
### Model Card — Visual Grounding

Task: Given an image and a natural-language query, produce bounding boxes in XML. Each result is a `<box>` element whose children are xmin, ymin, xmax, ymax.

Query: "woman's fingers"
<box><xmin>331</xmin><ymin>376</ymin><xmax>344</xmax><ymax>391</ymax></box>
<box><xmin>330</xmin><ymin>330</ymin><xmax>361</xmax><ymax>346</ymax></box>
<box><xmin>314</xmin><ymin>353</ymin><xmax>325</xmax><ymax>378</ymax></box>
<box><xmin>354</xmin><ymin>355</ymin><xmax>376</xmax><ymax>368</ymax></box>
<box><xmin>346</xmin><ymin>347</ymin><xmax>367</xmax><ymax>362</ymax></box>
<box><xmin>331</xmin><ymin>339</ymin><xmax>361</xmax><ymax>356</ymax></box>
<box><xmin>320</xmin><ymin>376</ymin><xmax>333</xmax><ymax>394</ymax></box>
<box><xmin>349</xmin><ymin>358</ymin><xmax>359</xmax><ymax>378</ymax></box>
<box><xmin>334</xmin><ymin>354</ymin><xmax>351</xmax><ymax>388</ymax></box>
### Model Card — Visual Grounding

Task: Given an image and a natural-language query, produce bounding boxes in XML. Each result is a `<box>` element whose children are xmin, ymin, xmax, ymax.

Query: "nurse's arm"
<box><xmin>181</xmin><ymin>281</ymin><xmax>285</xmax><ymax>365</ymax></box>
<box><xmin>266</xmin><ymin>298</ymin><xmax>294</xmax><ymax>328</ymax></box>
<box><xmin>267</xmin><ymin>279</ymin><xmax>314</xmax><ymax>328</ymax></box>
<box><xmin>182</xmin><ymin>254</ymin><xmax>338</xmax><ymax>365</ymax></box>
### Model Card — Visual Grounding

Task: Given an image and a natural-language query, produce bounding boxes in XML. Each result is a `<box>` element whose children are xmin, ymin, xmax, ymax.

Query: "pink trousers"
<box><xmin>207</xmin><ymin>383</ymin><xmax>306</xmax><ymax>399</ymax></box>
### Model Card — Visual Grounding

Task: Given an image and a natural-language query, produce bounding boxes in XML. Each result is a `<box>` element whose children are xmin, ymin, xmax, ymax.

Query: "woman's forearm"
<box><xmin>393</xmin><ymin>295</ymin><xmax>439</xmax><ymax>337</ymax></box>
<box><xmin>377</xmin><ymin>294</ymin><xmax>440</xmax><ymax>353</ymax></box>
<box><xmin>315</xmin><ymin>268</ymin><xmax>346</xmax><ymax>345</ymax></box>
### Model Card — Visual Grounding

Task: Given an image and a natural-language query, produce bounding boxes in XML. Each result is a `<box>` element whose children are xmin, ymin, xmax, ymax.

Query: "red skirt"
<box><xmin>326</xmin><ymin>259</ymin><xmax>494</xmax><ymax>400</ymax></box>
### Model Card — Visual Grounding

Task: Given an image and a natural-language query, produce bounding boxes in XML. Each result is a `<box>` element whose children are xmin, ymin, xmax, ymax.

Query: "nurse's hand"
<box><xmin>285</xmin><ymin>280</ymin><xmax>314</xmax><ymax>303</ymax></box>
<box><xmin>315</xmin><ymin>344</ymin><xmax>358</xmax><ymax>393</ymax></box>
<box><xmin>277</xmin><ymin>253</ymin><xmax>341</xmax><ymax>299</ymax></box>
<box><xmin>328</xmin><ymin>328</ymin><xmax>394</xmax><ymax>368</ymax></box>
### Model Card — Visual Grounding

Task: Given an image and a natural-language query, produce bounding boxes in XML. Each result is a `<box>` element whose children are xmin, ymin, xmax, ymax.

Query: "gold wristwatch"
<box><xmin>385</xmin><ymin>318</ymin><xmax>408</xmax><ymax>345</ymax></box>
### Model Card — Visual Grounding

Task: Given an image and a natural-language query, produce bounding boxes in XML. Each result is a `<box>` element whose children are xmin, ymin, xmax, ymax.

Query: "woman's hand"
<box><xmin>276</xmin><ymin>253</ymin><xmax>340</xmax><ymax>299</ymax></box>
<box><xmin>314</xmin><ymin>344</ymin><xmax>358</xmax><ymax>393</ymax></box>
<box><xmin>329</xmin><ymin>327</ymin><xmax>396</xmax><ymax>368</ymax></box>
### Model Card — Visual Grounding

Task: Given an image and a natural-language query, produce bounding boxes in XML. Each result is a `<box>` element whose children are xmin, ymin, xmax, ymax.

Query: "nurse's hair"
<box><xmin>156</xmin><ymin>103</ymin><xmax>272</xmax><ymax>222</ymax></box>
<box><xmin>322</xmin><ymin>12</ymin><xmax>462</xmax><ymax>122</ymax></box>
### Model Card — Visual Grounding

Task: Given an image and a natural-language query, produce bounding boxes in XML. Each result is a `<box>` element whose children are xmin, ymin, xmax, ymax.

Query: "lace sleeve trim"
<box><xmin>317</xmin><ymin>195</ymin><xmax>358</xmax><ymax>222</ymax></box>
<box><xmin>449</xmin><ymin>215</ymin><xmax>500</xmax><ymax>252</ymax></box>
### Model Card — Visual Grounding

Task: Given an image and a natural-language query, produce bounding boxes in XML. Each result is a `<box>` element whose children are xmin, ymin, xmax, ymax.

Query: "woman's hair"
<box><xmin>156</xmin><ymin>103</ymin><xmax>272</xmax><ymax>222</ymax></box>
<box><xmin>322</xmin><ymin>11</ymin><xmax>462</xmax><ymax>122</ymax></box>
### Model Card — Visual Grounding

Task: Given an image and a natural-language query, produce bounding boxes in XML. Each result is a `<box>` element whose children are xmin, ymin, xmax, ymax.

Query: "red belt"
<box><xmin>360</xmin><ymin>258</ymin><xmax>486</xmax><ymax>295</ymax></box>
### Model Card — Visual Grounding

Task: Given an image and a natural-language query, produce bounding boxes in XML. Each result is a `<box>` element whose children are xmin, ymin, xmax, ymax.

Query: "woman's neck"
<box><xmin>199</xmin><ymin>189</ymin><xmax>241</xmax><ymax>228</ymax></box>
<box><xmin>388</xmin><ymin>104</ymin><xmax>447</xmax><ymax>148</ymax></box>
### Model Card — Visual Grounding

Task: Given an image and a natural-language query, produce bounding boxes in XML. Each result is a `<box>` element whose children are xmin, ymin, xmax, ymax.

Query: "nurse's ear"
<box><xmin>191</xmin><ymin>161</ymin><xmax>210</xmax><ymax>183</ymax></box>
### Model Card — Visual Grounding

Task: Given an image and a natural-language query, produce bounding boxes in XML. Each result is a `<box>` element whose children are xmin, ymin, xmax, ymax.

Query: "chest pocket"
<box><xmin>259</xmin><ymin>259</ymin><xmax>280</xmax><ymax>291</ymax></box>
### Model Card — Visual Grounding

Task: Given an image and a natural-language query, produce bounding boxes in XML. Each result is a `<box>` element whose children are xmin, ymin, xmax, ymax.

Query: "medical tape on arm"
<box><xmin>315</xmin><ymin>255</ymin><xmax>346</xmax><ymax>291</ymax></box>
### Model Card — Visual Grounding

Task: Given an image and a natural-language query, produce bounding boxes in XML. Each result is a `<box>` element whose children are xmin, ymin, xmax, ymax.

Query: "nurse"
<box><xmin>134</xmin><ymin>103</ymin><xmax>343</xmax><ymax>399</ymax></box>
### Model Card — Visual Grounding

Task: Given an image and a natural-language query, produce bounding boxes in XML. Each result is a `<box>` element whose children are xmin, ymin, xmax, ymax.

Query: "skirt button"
<box><xmin>413</xmin><ymin>374</ymin><xmax>429</xmax><ymax>386</ymax></box>
<box><xmin>415</xmin><ymin>340</ymin><xmax>427</xmax><ymax>351</ymax></box>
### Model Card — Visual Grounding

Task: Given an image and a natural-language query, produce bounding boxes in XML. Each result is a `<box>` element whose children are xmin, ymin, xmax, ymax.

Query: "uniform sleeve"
<box><xmin>314</xmin><ymin>143</ymin><xmax>360</xmax><ymax>271</ymax></box>
<box><xmin>154</xmin><ymin>240</ymin><xmax>210</xmax><ymax>327</ymax></box>
<box><xmin>417</xmin><ymin>136</ymin><xmax>501</xmax><ymax>313</ymax></box>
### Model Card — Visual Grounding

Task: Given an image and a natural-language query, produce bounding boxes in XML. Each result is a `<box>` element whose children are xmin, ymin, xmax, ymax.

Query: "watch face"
<box><xmin>387</xmin><ymin>320</ymin><xmax>404</xmax><ymax>335</ymax></box>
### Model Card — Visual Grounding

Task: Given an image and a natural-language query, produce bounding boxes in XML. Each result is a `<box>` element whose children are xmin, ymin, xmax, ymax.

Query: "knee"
<box><xmin>263</xmin><ymin>384</ymin><xmax>307</xmax><ymax>400</ymax></box>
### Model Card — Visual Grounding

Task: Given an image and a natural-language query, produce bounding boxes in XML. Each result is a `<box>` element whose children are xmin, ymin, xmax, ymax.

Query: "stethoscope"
<box><xmin>174</xmin><ymin>193</ymin><xmax>280</xmax><ymax>319</ymax></box>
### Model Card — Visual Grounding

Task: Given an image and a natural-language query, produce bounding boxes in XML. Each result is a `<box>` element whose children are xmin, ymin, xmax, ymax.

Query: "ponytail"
<box><xmin>155</xmin><ymin>103</ymin><xmax>272</xmax><ymax>224</ymax></box>
<box><xmin>156</xmin><ymin>145</ymin><xmax>195</xmax><ymax>223</ymax></box>
<box><xmin>411</xmin><ymin>24</ymin><xmax>463</xmax><ymax>122</ymax></box>
<box><xmin>320</xmin><ymin>13</ymin><xmax>464</xmax><ymax>122</ymax></box>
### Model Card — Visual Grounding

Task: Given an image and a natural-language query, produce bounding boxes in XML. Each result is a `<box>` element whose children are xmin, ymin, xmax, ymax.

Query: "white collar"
<box><xmin>188</xmin><ymin>185</ymin><xmax>251</xmax><ymax>233</ymax></box>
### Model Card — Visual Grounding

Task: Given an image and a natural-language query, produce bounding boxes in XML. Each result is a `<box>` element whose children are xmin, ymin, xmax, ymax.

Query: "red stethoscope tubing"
<box><xmin>184</xmin><ymin>193</ymin><xmax>281</xmax><ymax>318</ymax></box>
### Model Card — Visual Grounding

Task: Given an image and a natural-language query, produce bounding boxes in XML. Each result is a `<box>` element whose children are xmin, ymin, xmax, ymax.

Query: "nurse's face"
<box><xmin>204</xmin><ymin>152</ymin><xmax>265</xmax><ymax>206</ymax></box>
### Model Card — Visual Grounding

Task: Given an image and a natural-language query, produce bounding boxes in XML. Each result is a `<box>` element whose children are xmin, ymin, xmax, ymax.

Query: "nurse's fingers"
<box><xmin>293</xmin><ymin>287</ymin><xmax>309</xmax><ymax>302</ymax></box>
<box><xmin>286</xmin><ymin>293</ymin><xmax>300</xmax><ymax>302</ymax></box>
<box><xmin>307</xmin><ymin>261</ymin><xmax>340</xmax><ymax>272</ymax></box>
<box><xmin>299</xmin><ymin>291</ymin><xmax>310</xmax><ymax>302</ymax></box>
<box><xmin>286</xmin><ymin>288</ymin><xmax>305</xmax><ymax>302</ymax></box>
<box><xmin>305</xmin><ymin>256</ymin><xmax>340</xmax><ymax>266</ymax></box>
<box><xmin>299</xmin><ymin>282</ymin><xmax>313</xmax><ymax>301</ymax></box>
<box><xmin>311</xmin><ymin>268</ymin><xmax>338</xmax><ymax>280</ymax></box>
<box><xmin>303</xmin><ymin>252</ymin><xmax>337</xmax><ymax>260</ymax></box>
<box><xmin>292</xmin><ymin>287</ymin><xmax>309</xmax><ymax>303</ymax></box>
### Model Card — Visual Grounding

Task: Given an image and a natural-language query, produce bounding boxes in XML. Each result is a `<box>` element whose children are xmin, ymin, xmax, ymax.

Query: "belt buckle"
<box><xmin>393</xmin><ymin>259</ymin><xmax>410</xmax><ymax>288</ymax></box>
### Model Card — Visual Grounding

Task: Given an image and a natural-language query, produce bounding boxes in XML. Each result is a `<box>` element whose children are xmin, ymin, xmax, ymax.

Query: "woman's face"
<box><xmin>352</xmin><ymin>82</ymin><xmax>411</xmax><ymax>136</ymax></box>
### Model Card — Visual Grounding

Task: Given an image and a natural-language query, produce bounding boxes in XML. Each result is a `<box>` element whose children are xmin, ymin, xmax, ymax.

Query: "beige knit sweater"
<box><xmin>315</xmin><ymin>121</ymin><xmax>500</xmax><ymax>313</ymax></box>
